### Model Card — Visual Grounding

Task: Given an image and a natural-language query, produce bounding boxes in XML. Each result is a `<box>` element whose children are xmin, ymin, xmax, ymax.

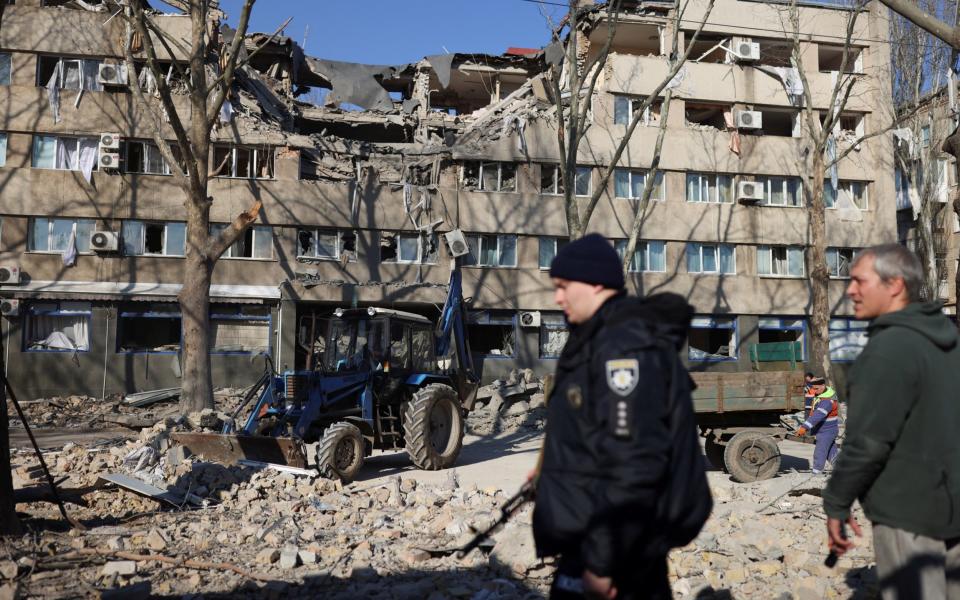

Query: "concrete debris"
<box><xmin>101</xmin><ymin>561</ymin><xmax>137</xmax><ymax>577</ymax></box>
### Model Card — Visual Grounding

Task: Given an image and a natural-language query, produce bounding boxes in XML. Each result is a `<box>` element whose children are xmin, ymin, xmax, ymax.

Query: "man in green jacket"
<box><xmin>823</xmin><ymin>244</ymin><xmax>960</xmax><ymax>599</ymax></box>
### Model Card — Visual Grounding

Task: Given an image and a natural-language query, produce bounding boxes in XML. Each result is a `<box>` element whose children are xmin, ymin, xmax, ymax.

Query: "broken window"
<box><xmin>467</xmin><ymin>311</ymin><xmax>515</xmax><ymax>357</ymax></box>
<box><xmin>297</xmin><ymin>228</ymin><xmax>356</xmax><ymax>261</ymax></box>
<box><xmin>685</xmin><ymin>103</ymin><xmax>728</xmax><ymax>129</ymax></box>
<box><xmin>118</xmin><ymin>305</ymin><xmax>181</xmax><ymax>353</ymax></box>
<box><xmin>462</xmin><ymin>161</ymin><xmax>517</xmax><ymax>192</ymax></box>
<box><xmin>210</xmin><ymin>306</ymin><xmax>270</xmax><ymax>354</ymax></box>
<box><xmin>758</xmin><ymin>245</ymin><xmax>804</xmax><ymax>277</ymax></box>
<box><xmin>758</xmin><ymin>176</ymin><xmax>802</xmax><ymax>207</ymax></box>
<box><xmin>687</xmin><ymin>243</ymin><xmax>735</xmax><ymax>274</ymax></box>
<box><xmin>36</xmin><ymin>55</ymin><xmax>102</xmax><ymax>91</ymax></box>
<box><xmin>614</xmin><ymin>240</ymin><xmax>666</xmax><ymax>273</ymax></box>
<box><xmin>615</xmin><ymin>169</ymin><xmax>664</xmax><ymax>201</ymax></box>
<box><xmin>540</xmin><ymin>312</ymin><xmax>569</xmax><ymax>359</ymax></box>
<box><xmin>824</xmin><ymin>180</ymin><xmax>868</xmax><ymax>210</ymax></box>
<box><xmin>210</xmin><ymin>224</ymin><xmax>273</xmax><ymax>260</ymax></box>
<box><xmin>756</xmin><ymin>109</ymin><xmax>798</xmax><ymax>137</ymax></box>
<box><xmin>829</xmin><ymin>318</ymin><xmax>868</xmax><ymax>361</ymax></box>
<box><xmin>826</xmin><ymin>248</ymin><xmax>858</xmax><ymax>278</ymax></box>
<box><xmin>123</xmin><ymin>140</ymin><xmax>172</xmax><ymax>175</ymax></box>
<box><xmin>757</xmin><ymin>317</ymin><xmax>805</xmax><ymax>361</ymax></box>
<box><xmin>686</xmin><ymin>173</ymin><xmax>733</xmax><ymax>203</ymax></box>
<box><xmin>574</xmin><ymin>166</ymin><xmax>591</xmax><ymax>196</ymax></box>
<box><xmin>0</xmin><ymin>53</ymin><xmax>10</xmax><ymax>85</ymax></box>
<box><xmin>688</xmin><ymin>316</ymin><xmax>736</xmax><ymax>361</ymax></box>
<box><xmin>29</xmin><ymin>218</ymin><xmax>94</xmax><ymax>252</ymax></box>
<box><xmin>32</xmin><ymin>135</ymin><xmax>99</xmax><ymax>171</ymax></box>
<box><xmin>539</xmin><ymin>237</ymin><xmax>568</xmax><ymax>270</ymax></box>
<box><xmin>379</xmin><ymin>231</ymin><xmax>438</xmax><ymax>265</ymax></box>
<box><xmin>25</xmin><ymin>302</ymin><xmax>91</xmax><ymax>352</ymax></box>
<box><xmin>122</xmin><ymin>221</ymin><xmax>186</xmax><ymax>256</ymax></box>
<box><xmin>686</xmin><ymin>33</ymin><xmax>732</xmax><ymax>64</ymax></box>
<box><xmin>212</xmin><ymin>144</ymin><xmax>274</xmax><ymax>179</ymax></box>
<box><xmin>613</xmin><ymin>95</ymin><xmax>660</xmax><ymax>126</ymax></box>
<box><xmin>818</xmin><ymin>44</ymin><xmax>863</xmax><ymax>73</ymax></box>
<box><xmin>540</xmin><ymin>165</ymin><xmax>564</xmax><ymax>195</ymax></box>
<box><xmin>463</xmin><ymin>234</ymin><xmax>517</xmax><ymax>268</ymax></box>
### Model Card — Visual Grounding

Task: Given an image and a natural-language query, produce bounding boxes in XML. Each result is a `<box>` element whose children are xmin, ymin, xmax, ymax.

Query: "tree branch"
<box><xmin>205</xmin><ymin>0</ymin><xmax>256</xmax><ymax>125</ymax></box>
<box><xmin>207</xmin><ymin>199</ymin><xmax>263</xmax><ymax>261</ymax></box>
<box><xmin>878</xmin><ymin>0</ymin><xmax>960</xmax><ymax>49</ymax></box>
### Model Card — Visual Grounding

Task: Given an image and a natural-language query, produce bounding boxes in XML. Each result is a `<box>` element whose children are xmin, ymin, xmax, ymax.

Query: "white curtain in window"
<box><xmin>29</xmin><ymin>314</ymin><xmax>88</xmax><ymax>350</ymax></box>
<box><xmin>79</xmin><ymin>138</ymin><xmax>98</xmax><ymax>183</ymax></box>
<box><xmin>648</xmin><ymin>241</ymin><xmax>665</xmax><ymax>271</ymax></box>
<box><xmin>56</xmin><ymin>137</ymin><xmax>77</xmax><ymax>170</ymax></box>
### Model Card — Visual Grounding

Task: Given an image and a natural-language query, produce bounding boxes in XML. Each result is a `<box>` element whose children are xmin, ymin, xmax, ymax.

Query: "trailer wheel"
<box><xmin>704</xmin><ymin>437</ymin><xmax>725</xmax><ymax>470</ymax></box>
<box><xmin>404</xmin><ymin>383</ymin><xmax>464</xmax><ymax>470</ymax></box>
<box><xmin>316</xmin><ymin>422</ymin><xmax>364</xmax><ymax>483</ymax></box>
<box><xmin>724</xmin><ymin>431</ymin><xmax>780</xmax><ymax>482</ymax></box>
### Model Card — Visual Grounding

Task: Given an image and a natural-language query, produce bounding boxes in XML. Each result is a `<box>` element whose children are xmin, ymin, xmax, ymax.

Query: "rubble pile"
<box><xmin>467</xmin><ymin>369</ymin><xmax>547</xmax><ymax>436</ymax></box>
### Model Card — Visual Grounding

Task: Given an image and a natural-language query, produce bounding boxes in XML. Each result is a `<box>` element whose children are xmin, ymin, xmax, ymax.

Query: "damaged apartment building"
<box><xmin>0</xmin><ymin>0</ymin><xmax>894</xmax><ymax>399</ymax></box>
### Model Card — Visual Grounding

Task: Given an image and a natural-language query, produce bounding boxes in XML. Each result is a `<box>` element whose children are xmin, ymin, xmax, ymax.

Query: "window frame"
<box><xmin>296</xmin><ymin>228</ymin><xmax>356</xmax><ymax>261</ymax></box>
<box><xmin>826</xmin><ymin>247</ymin><xmax>858</xmax><ymax>279</ymax></box>
<box><xmin>574</xmin><ymin>166</ymin><xmax>592</xmax><ymax>197</ymax></box>
<box><xmin>828</xmin><ymin>317</ymin><xmax>868</xmax><ymax>362</ymax></box>
<box><xmin>613</xmin><ymin>94</ymin><xmax>659</xmax><ymax>126</ymax></box>
<box><xmin>32</xmin><ymin>134</ymin><xmax>100</xmax><ymax>171</ymax></box>
<box><xmin>211</xmin><ymin>144</ymin><xmax>274</xmax><ymax>179</ymax></box>
<box><xmin>0</xmin><ymin>132</ymin><xmax>8</xmax><ymax>168</ymax></box>
<box><xmin>824</xmin><ymin>180</ymin><xmax>868</xmax><ymax>210</ymax></box>
<box><xmin>466</xmin><ymin>310</ymin><xmax>517</xmax><ymax>358</ymax></box>
<box><xmin>463</xmin><ymin>161</ymin><xmax>518</xmax><ymax>193</ymax></box>
<box><xmin>688</xmin><ymin>315</ymin><xmax>738</xmax><ymax>362</ymax></box>
<box><xmin>0</xmin><ymin>52</ymin><xmax>10</xmax><ymax>86</ymax></box>
<box><xmin>23</xmin><ymin>301</ymin><xmax>93</xmax><ymax>353</ymax></box>
<box><xmin>538</xmin><ymin>237</ymin><xmax>569</xmax><ymax>270</ymax></box>
<box><xmin>757</xmin><ymin>245</ymin><xmax>805</xmax><ymax>278</ymax></box>
<box><xmin>28</xmin><ymin>217</ymin><xmax>95</xmax><ymax>254</ymax></box>
<box><xmin>757</xmin><ymin>317</ymin><xmax>807</xmax><ymax>361</ymax></box>
<box><xmin>615</xmin><ymin>168</ymin><xmax>665</xmax><ymax>201</ymax></box>
<box><xmin>209</xmin><ymin>306</ymin><xmax>272</xmax><ymax>355</ymax></box>
<box><xmin>117</xmin><ymin>308</ymin><xmax>183</xmax><ymax>354</ymax></box>
<box><xmin>686</xmin><ymin>242</ymin><xmax>736</xmax><ymax>274</ymax></box>
<box><xmin>614</xmin><ymin>239</ymin><xmax>666</xmax><ymax>273</ymax></box>
<box><xmin>539</xmin><ymin>164</ymin><xmax>564</xmax><ymax>195</ymax></box>
<box><xmin>539</xmin><ymin>312</ymin><xmax>569</xmax><ymax>359</ymax></box>
<box><xmin>685</xmin><ymin>172</ymin><xmax>734</xmax><ymax>204</ymax></box>
<box><xmin>123</xmin><ymin>140</ymin><xmax>172</xmax><ymax>175</ymax></box>
<box><xmin>212</xmin><ymin>224</ymin><xmax>274</xmax><ymax>260</ymax></box>
<box><xmin>380</xmin><ymin>231</ymin><xmax>439</xmax><ymax>265</ymax></box>
<box><xmin>463</xmin><ymin>233</ymin><xmax>518</xmax><ymax>268</ymax></box>
<box><xmin>121</xmin><ymin>220</ymin><xmax>186</xmax><ymax>257</ymax></box>
<box><xmin>36</xmin><ymin>55</ymin><xmax>103</xmax><ymax>91</ymax></box>
<box><xmin>760</xmin><ymin>176</ymin><xmax>803</xmax><ymax>207</ymax></box>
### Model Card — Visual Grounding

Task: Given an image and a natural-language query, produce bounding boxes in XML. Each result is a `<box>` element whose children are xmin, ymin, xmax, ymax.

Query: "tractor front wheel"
<box><xmin>316</xmin><ymin>422</ymin><xmax>365</xmax><ymax>483</ymax></box>
<box><xmin>404</xmin><ymin>384</ymin><xmax>464</xmax><ymax>470</ymax></box>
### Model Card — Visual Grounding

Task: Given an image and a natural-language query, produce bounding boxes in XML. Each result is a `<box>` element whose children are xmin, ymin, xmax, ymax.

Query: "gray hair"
<box><xmin>852</xmin><ymin>243</ymin><xmax>924</xmax><ymax>302</ymax></box>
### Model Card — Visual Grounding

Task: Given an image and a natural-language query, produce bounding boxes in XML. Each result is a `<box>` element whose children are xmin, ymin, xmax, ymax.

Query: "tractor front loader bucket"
<box><xmin>170</xmin><ymin>432</ymin><xmax>309</xmax><ymax>469</ymax></box>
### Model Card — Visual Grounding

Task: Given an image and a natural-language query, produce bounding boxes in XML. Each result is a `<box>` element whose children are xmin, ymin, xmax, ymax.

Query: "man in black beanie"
<box><xmin>532</xmin><ymin>233</ymin><xmax>711</xmax><ymax>599</ymax></box>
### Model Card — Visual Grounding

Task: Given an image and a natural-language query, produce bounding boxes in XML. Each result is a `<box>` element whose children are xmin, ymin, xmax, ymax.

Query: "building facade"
<box><xmin>0</xmin><ymin>0</ymin><xmax>895</xmax><ymax>399</ymax></box>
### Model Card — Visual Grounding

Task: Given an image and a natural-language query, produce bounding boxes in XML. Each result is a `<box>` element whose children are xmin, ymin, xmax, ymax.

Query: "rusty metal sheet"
<box><xmin>170</xmin><ymin>432</ymin><xmax>308</xmax><ymax>469</ymax></box>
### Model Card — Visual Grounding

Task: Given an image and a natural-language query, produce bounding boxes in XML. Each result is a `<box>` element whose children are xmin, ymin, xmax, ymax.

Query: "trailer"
<box><xmin>692</xmin><ymin>370</ymin><xmax>807</xmax><ymax>482</ymax></box>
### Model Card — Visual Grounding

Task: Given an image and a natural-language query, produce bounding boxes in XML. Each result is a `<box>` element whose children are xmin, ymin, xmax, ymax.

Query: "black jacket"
<box><xmin>532</xmin><ymin>292</ymin><xmax>701</xmax><ymax>576</ymax></box>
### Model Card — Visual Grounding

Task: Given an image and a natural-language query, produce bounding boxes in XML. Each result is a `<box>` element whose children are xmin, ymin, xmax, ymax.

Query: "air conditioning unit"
<box><xmin>519</xmin><ymin>311</ymin><xmax>541</xmax><ymax>328</ymax></box>
<box><xmin>98</xmin><ymin>152</ymin><xmax>121</xmax><ymax>170</ymax></box>
<box><xmin>90</xmin><ymin>231</ymin><xmax>119</xmax><ymax>252</ymax></box>
<box><xmin>735</xmin><ymin>42</ymin><xmax>760</xmax><ymax>62</ymax></box>
<box><xmin>98</xmin><ymin>63</ymin><xmax>128</xmax><ymax>87</ymax></box>
<box><xmin>737</xmin><ymin>180</ymin><xmax>765</xmax><ymax>203</ymax></box>
<box><xmin>0</xmin><ymin>264</ymin><xmax>20</xmax><ymax>285</ymax></box>
<box><xmin>444</xmin><ymin>229</ymin><xmax>470</xmax><ymax>258</ymax></box>
<box><xmin>99</xmin><ymin>132</ymin><xmax>121</xmax><ymax>150</ymax></box>
<box><xmin>736</xmin><ymin>110</ymin><xmax>762</xmax><ymax>129</ymax></box>
<box><xmin>1</xmin><ymin>299</ymin><xmax>19</xmax><ymax>317</ymax></box>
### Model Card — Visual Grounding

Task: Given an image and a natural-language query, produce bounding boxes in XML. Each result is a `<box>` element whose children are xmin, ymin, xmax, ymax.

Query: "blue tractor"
<box><xmin>172</xmin><ymin>267</ymin><xmax>479</xmax><ymax>482</ymax></box>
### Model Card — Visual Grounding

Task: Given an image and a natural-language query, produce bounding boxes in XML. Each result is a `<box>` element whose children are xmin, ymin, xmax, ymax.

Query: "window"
<box><xmin>540</xmin><ymin>164</ymin><xmax>564</xmax><ymax>195</ymax></box>
<box><xmin>539</xmin><ymin>237</ymin><xmax>568</xmax><ymax>269</ymax></box>
<box><xmin>615</xmin><ymin>169</ymin><xmax>664</xmax><ymax>201</ymax></box>
<box><xmin>825</xmin><ymin>180</ymin><xmax>867</xmax><ymax>210</ymax></box>
<box><xmin>118</xmin><ymin>306</ymin><xmax>181</xmax><ymax>353</ymax></box>
<box><xmin>686</xmin><ymin>243</ymin><xmax>735</xmax><ymax>274</ymax></box>
<box><xmin>210</xmin><ymin>306</ymin><xmax>270</xmax><ymax>354</ymax></box>
<box><xmin>212</xmin><ymin>145</ymin><xmax>274</xmax><ymax>179</ymax></box>
<box><xmin>574</xmin><ymin>166</ymin><xmax>592</xmax><ymax>196</ymax></box>
<box><xmin>756</xmin><ymin>317</ymin><xmax>805</xmax><ymax>361</ymax></box>
<box><xmin>688</xmin><ymin>316</ymin><xmax>736</xmax><ymax>361</ymax></box>
<box><xmin>380</xmin><ymin>232</ymin><xmax>438</xmax><ymax>264</ymax></box>
<box><xmin>36</xmin><ymin>56</ymin><xmax>102</xmax><ymax>91</ymax></box>
<box><xmin>818</xmin><ymin>44</ymin><xmax>863</xmax><ymax>73</ymax></box>
<box><xmin>24</xmin><ymin>302</ymin><xmax>91</xmax><ymax>352</ymax></box>
<box><xmin>540</xmin><ymin>312</ymin><xmax>569</xmax><ymax>358</ymax></box>
<box><xmin>411</xmin><ymin>327</ymin><xmax>435</xmax><ymax>372</ymax></box>
<box><xmin>685</xmin><ymin>173</ymin><xmax>733</xmax><ymax>203</ymax></box>
<box><xmin>614</xmin><ymin>239</ymin><xmax>666</xmax><ymax>272</ymax></box>
<box><xmin>467</xmin><ymin>311</ymin><xmax>515</xmax><ymax>357</ymax></box>
<box><xmin>32</xmin><ymin>135</ymin><xmax>99</xmax><ymax>171</ymax></box>
<box><xmin>0</xmin><ymin>133</ymin><xmax>7</xmax><ymax>167</ymax></box>
<box><xmin>122</xmin><ymin>221</ymin><xmax>186</xmax><ymax>256</ymax></box>
<box><xmin>462</xmin><ymin>161</ymin><xmax>517</xmax><ymax>192</ymax></box>
<box><xmin>297</xmin><ymin>229</ymin><xmax>357</xmax><ymax>261</ymax></box>
<box><xmin>613</xmin><ymin>95</ymin><xmax>660</xmax><ymax>126</ymax></box>
<box><xmin>895</xmin><ymin>165</ymin><xmax>911</xmax><ymax>211</ymax></box>
<box><xmin>758</xmin><ymin>245</ymin><xmax>804</xmax><ymax>277</ymax></box>
<box><xmin>757</xmin><ymin>176</ymin><xmax>802</xmax><ymax>207</ymax></box>
<box><xmin>211</xmin><ymin>224</ymin><xmax>273</xmax><ymax>259</ymax></box>
<box><xmin>29</xmin><ymin>218</ymin><xmax>94</xmax><ymax>253</ymax></box>
<box><xmin>827</xmin><ymin>248</ymin><xmax>858</xmax><ymax>278</ymax></box>
<box><xmin>123</xmin><ymin>140</ymin><xmax>175</xmax><ymax>175</ymax></box>
<box><xmin>921</xmin><ymin>125</ymin><xmax>931</xmax><ymax>148</ymax></box>
<box><xmin>829</xmin><ymin>318</ymin><xmax>868</xmax><ymax>361</ymax></box>
<box><xmin>463</xmin><ymin>234</ymin><xmax>517</xmax><ymax>268</ymax></box>
<box><xmin>0</xmin><ymin>53</ymin><xmax>10</xmax><ymax>86</ymax></box>
<box><xmin>685</xmin><ymin>102</ymin><xmax>728</xmax><ymax>129</ymax></box>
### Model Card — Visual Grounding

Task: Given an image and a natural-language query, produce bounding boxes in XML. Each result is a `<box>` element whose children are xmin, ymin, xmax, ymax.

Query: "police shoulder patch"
<box><xmin>605</xmin><ymin>358</ymin><xmax>639</xmax><ymax>397</ymax></box>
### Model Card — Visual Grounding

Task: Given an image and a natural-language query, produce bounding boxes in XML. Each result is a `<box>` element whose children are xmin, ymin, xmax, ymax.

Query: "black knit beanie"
<box><xmin>549</xmin><ymin>233</ymin><xmax>625</xmax><ymax>289</ymax></box>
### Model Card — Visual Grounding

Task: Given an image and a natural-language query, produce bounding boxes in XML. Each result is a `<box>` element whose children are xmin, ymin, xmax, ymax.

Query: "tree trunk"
<box><xmin>0</xmin><ymin>377</ymin><xmax>22</xmax><ymax>536</ymax></box>
<box><xmin>807</xmin><ymin>156</ymin><xmax>832</xmax><ymax>379</ymax></box>
<box><xmin>178</xmin><ymin>200</ymin><xmax>215</xmax><ymax>413</ymax></box>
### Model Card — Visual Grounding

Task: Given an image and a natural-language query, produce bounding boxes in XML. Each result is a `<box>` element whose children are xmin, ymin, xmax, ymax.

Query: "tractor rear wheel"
<box><xmin>316</xmin><ymin>422</ymin><xmax>364</xmax><ymax>483</ymax></box>
<box><xmin>723</xmin><ymin>430</ymin><xmax>780</xmax><ymax>483</ymax></box>
<box><xmin>404</xmin><ymin>383</ymin><xmax>464</xmax><ymax>470</ymax></box>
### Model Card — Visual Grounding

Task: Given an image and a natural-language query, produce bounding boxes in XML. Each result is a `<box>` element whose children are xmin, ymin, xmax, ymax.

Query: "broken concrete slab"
<box><xmin>101</xmin><ymin>561</ymin><xmax>137</xmax><ymax>577</ymax></box>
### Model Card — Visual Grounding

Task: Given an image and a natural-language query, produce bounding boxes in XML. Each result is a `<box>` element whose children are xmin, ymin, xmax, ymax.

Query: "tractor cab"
<box><xmin>323</xmin><ymin>307</ymin><xmax>437</xmax><ymax>377</ymax></box>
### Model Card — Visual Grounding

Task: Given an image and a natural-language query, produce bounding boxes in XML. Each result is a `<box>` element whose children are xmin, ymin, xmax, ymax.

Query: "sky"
<box><xmin>217</xmin><ymin>1</ymin><xmax>568</xmax><ymax>65</ymax></box>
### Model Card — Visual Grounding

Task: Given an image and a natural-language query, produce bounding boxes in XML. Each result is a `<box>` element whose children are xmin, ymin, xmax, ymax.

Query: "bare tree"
<box><xmin>546</xmin><ymin>0</ymin><xmax>714</xmax><ymax>241</ymax></box>
<box><xmin>120</xmin><ymin>1</ymin><xmax>264</xmax><ymax>413</ymax></box>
